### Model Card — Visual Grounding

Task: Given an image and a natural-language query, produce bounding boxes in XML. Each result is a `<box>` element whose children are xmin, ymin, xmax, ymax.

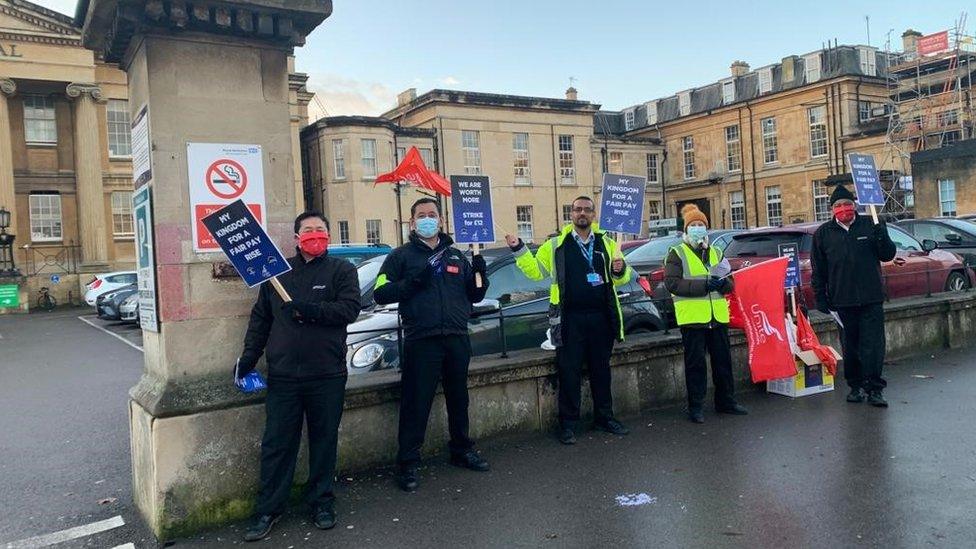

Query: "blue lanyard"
<box><xmin>575</xmin><ymin>236</ymin><xmax>595</xmax><ymax>272</ymax></box>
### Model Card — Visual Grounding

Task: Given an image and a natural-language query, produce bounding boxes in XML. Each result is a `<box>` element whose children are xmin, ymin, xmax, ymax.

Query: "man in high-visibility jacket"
<box><xmin>664</xmin><ymin>205</ymin><xmax>747</xmax><ymax>424</ymax></box>
<box><xmin>505</xmin><ymin>196</ymin><xmax>632</xmax><ymax>445</ymax></box>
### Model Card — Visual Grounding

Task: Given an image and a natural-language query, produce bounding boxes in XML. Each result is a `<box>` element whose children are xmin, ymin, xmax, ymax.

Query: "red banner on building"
<box><xmin>918</xmin><ymin>31</ymin><xmax>950</xmax><ymax>56</ymax></box>
<box><xmin>730</xmin><ymin>257</ymin><xmax>796</xmax><ymax>382</ymax></box>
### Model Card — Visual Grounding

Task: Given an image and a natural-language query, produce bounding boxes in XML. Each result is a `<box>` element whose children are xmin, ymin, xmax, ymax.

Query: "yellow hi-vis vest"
<box><xmin>670</xmin><ymin>243</ymin><xmax>731</xmax><ymax>326</ymax></box>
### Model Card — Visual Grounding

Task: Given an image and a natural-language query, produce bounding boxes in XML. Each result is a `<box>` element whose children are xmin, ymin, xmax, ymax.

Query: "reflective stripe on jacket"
<box><xmin>669</xmin><ymin>243</ymin><xmax>730</xmax><ymax>326</ymax></box>
<box><xmin>512</xmin><ymin>223</ymin><xmax>632</xmax><ymax>344</ymax></box>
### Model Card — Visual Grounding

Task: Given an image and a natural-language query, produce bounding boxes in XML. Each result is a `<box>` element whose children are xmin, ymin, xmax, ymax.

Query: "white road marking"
<box><xmin>77</xmin><ymin>316</ymin><xmax>144</xmax><ymax>353</ymax></box>
<box><xmin>110</xmin><ymin>544</ymin><xmax>136</xmax><ymax>549</ymax></box>
<box><xmin>5</xmin><ymin>515</ymin><xmax>125</xmax><ymax>548</ymax></box>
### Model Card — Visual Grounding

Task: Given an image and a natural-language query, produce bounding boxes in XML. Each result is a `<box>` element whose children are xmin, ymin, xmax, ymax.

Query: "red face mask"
<box><xmin>833</xmin><ymin>203</ymin><xmax>856</xmax><ymax>224</ymax></box>
<box><xmin>298</xmin><ymin>231</ymin><xmax>329</xmax><ymax>257</ymax></box>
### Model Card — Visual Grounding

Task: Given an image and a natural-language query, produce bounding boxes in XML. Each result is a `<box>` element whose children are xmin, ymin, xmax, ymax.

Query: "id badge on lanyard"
<box><xmin>578</xmin><ymin>238</ymin><xmax>604</xmax><ymax>286</ymax></box>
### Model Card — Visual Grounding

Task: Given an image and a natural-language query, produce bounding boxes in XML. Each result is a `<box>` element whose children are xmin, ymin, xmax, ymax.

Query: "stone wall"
<box><xmin>137</xmin><ymin>291</ymin><xmax>976</xmax><ymax>537</ymax></box>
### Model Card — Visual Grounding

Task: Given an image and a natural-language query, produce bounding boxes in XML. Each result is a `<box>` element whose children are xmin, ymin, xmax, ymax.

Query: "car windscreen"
<box><xmin>357</xmin><ymin>259</ymin><xmax>383</xmax><ymax>292</ymax></box>
<box><xmin>625</xmin><ymin>236</ymin><xmax>681</xmax><ymax>263</ymax></box>
<box><xmin>725</xmin><ymin>232</ymin><xmax>812</xmax><ymax>257</ymax></box>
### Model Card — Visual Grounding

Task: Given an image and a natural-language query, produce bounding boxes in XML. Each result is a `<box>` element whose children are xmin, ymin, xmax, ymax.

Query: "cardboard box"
<box><xmin>767</xmin><ymin>348</ymin><xmax>840</xmax><ymax>398</ymax></box>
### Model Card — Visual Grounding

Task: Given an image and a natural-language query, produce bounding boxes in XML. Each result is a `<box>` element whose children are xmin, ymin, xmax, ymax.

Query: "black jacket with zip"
<box><xmin>239</xmin><ymin>251</ymin><xmax>361</xmax><ymax>380</ymax></box>
<box><xmin>373</xmin><ymin>232</ymin><xmax>489</xmax><ymax>341</ymax></box>
<box><xmin>811</xmin><ymin>215</ymin><xmax>897</xmax><ymax>310</ymax></box>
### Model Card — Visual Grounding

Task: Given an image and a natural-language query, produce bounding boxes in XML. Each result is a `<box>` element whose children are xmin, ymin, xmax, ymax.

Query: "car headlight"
<box><xmin>351</xmin><ymin>343</ymin><xmax>385</xmax><ymax>369</ymax></box>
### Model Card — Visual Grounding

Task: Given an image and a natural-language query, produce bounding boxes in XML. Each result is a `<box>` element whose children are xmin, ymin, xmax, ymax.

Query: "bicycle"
<box><xmin>37</xmin><ymin>286</ymin><xmax>57</xmax><ymax>312</ymax></box>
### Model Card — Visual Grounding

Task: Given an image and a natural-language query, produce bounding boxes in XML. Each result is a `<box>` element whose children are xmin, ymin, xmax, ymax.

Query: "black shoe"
<box><xmin>595</xmin><ymin>418</ymin><xmax>630</xmax><ymax>435</ymax></box>
<box><xmin>867</xmin><ymin>390</ymin><xmax>888</xmax><ymax>408</ymax></box>
<box><xmin>717</xmin><ymin>403</ymin><xmax>749</xmax><ymax>415</ymax></box>
<box><xmin>847</xmin><ymin>388</ymin><xmax>866</xmax><ymax>403</ymax></box>
<box><xmin>558</xmin><ymin>427</ymin><xmax>577</xmax><ymax>445</ymax></box>
<box><xmin>450</xmin><ymin>450</ymin><xmax>490</xmax><ymax>472</ymax></box>
<box><xmin>243</xmin><ymin>514</ymin><xmax>280</xmax><ymax>542</ymax></box>
<box><xmin>312</xmin><ymin>505</ymin><xmax>336</xmax><ymax>530</ymax></box>
<box><xmin>688</xmin><ymin>410</ymin><xmax>705</xmax><ymax>424</ymax></box>
<box><xmin>395</xmin><ymin>467</ymin><xmax>419</xmax><ymax>492</ymax></box>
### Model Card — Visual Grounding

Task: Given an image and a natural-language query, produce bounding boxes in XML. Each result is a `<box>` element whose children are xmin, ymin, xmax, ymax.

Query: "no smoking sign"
<box><xmin>206</xmin><ymin>159</ymin><xmax>248</xmax><ymax>199</ymax></box>
<box><xmin>187</xmin><ymin>143</ymin><xmax>266</xmax><ymax>252</ymax></box>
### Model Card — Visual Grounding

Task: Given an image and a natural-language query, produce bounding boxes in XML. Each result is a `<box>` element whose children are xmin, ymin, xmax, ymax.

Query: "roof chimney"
<box><xmin>730</xmin><ymin>61</ymin><xmax>750</xmax><ymax>77</ymax></box>
<box><xmin>902</xmin><ymin>29</ymin><xmax>922</xmax><ymax>55</ymax></box>
<box><xmin>397</xmin><ymin>88</ymin><xmax>417</xmax><ymax>107</ymax></box>
<box><xmin>565</xmin><ymin>86</ymin><xmax>578</xmax><ymax>101</ymax></box>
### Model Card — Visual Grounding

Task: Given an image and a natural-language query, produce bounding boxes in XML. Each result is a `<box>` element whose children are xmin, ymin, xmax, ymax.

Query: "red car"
<box><xmin>723</xmin><ymin>222</ymin><xmax>973</xmax><ymax>309</ymax></box>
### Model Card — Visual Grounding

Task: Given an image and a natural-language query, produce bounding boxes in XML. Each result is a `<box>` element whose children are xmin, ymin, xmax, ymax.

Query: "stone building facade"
<box><xmin>0</xmin><ymin>0</ymin><xmax>311</xmax><ymax>306</ymax></box>
<box><xmin>301</xmin><ymin>89</ymin><xmax>664</xmax><ymax>246</ymax></box>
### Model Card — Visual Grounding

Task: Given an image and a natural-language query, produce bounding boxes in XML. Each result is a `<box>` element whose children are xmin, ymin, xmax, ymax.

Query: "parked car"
<box><xmin>328</xmin><ymin>243</ymin><xmax>392</xmax><ymax>266</ymax></box>
<box><xmin>346</xmin><ymin>246</ymin><xmax>666</xmax><ymax>374</ymax></box>
<box><xmin>95</xmin><ymin>284</ymin><xmax>138</xmax><ymax>321</ymax></box>
<box><xmin>619</xmin><ymin>239</ymin><xmax>649</xmax><ymax>254</ymax></box>
<box><xmin>624</xmin><ymin>230</ymin><xmax>744</xmax><ymax>325</ymax></box>
<box><xmin>120</xmin><ymin>292</ymin><xmax>140</xmax><ymax>323</ymax></box>
<box><xmin>723</xmin><ymin>223</ymin><xmax>972</xmax><ymax>310</ymax></box>
<box><xmin>897</xmin><ymin>218</ymin><xmax>976</xmax><ymax>267</ymax></box>
<box><xmin>84</xmin><ymin>271</ymin><xmax>138</xmax><ymax>306</ymax></box>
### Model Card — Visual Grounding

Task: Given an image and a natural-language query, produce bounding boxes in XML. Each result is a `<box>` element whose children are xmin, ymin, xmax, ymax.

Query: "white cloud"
<box><xmin>305</xmin><ymin>73</ymin><xmax>398</xmax><ymax>119</ymax></box>
<box><xmin>29</xmin><ymin>0</ymin><xmax>76</xmax><ymax>16</ymax></box>
<box><xmin>440</xmin><ymin>76</ymin><xmax>460</xmax><ymax>86</ymax></box>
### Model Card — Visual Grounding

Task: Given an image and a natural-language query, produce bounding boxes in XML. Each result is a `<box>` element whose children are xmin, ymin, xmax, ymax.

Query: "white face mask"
<box><xmin>687</xmin><ymin>225</ymin><xmax>707</xmax><ymax>245</ymax></box>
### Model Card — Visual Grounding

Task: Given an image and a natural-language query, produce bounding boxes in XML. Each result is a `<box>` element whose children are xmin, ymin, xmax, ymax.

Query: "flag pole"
<box><xmin>469</xmin><ymin>244</ymin><xmax>483</xmax><ymax>288</ymax></box>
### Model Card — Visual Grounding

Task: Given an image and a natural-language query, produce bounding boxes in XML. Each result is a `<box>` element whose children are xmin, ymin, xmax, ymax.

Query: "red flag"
<box><xmin>726</xmin><ymin>291</ymin><xmax>745</xmax><ymax>330</ymax></box>
<box><xmin>795</xmin><ymin>307</ymin><xmax>838</xmax><ymax>376</ymax></box>
<box><xmin>375</xmin><ymin>146</ymin><xmax>452</xmax><ymax>196</ymax></box>
<box><xmin>731</xmin><ymin>257</ymin><xmax>796</xmax><ymax>382</ymax></box>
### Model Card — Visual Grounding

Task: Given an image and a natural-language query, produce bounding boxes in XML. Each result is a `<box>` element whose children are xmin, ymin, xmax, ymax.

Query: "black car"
<box><xmin>624</xmin><ymin>230</ymin><xmax>742</xmax><ymax>326</ymax></box>
<box><xmin>346</xmin><ymin>246</ymin><xmax>666</xmax><ymax>374</ymax></box>
<box><xmin>897</xmin><ymin>218</ymin><xmax>976</xmax><ymax>267</ymax></box>
<box><xmin>95</xmin><ymin>284</ymin><xmax>138</xmax><ymax>321</ymax></box>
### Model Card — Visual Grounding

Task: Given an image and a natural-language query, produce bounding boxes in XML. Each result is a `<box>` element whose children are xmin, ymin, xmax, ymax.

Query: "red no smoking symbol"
<box><xmin>205</xmin><ymin>159</ymin><xmax>248</xmax><ymax>199</ymax></box>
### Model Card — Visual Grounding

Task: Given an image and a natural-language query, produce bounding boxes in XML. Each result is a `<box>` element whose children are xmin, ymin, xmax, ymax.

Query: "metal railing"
<box><xmin>346</xmin><ymin>264</ymin><xmax>975</xmax><ymax>377</ymax></box>
<box><xmin>23</xmin><ymin>243</ymin><xmax>82</xmax><ymax>277</ymax></box>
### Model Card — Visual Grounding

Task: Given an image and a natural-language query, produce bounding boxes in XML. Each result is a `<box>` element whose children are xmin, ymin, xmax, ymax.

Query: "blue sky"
<box><xmin>36</xmin><ymin>0</ymin><xmax>969</xmax><ymax>118</ymax></box>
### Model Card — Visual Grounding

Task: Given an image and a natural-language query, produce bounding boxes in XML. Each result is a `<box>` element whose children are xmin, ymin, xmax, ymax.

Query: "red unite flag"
<box><xmin>375</xmin><ymin>146</ymin><xmax>452</xmax><ymax>196</ymax></box>
<box><xmin>795</xmin><ymin>307</ymin><xmax>838</xmax><ymax>376</ymax></box>
<box><xmin>729</xmin><ymin>257</ymin><xmax>796</xmax><ymax>382</ymax></box>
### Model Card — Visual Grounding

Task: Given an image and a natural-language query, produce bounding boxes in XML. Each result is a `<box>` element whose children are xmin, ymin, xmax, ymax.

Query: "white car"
<box><xmin>84</xmin><ymin>271</ymin><xmax>138</xmax><ymax>306</ymax></box>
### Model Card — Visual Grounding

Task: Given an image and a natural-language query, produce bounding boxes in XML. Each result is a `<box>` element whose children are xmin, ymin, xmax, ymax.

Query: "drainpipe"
<box><xmin>550</xmin><ymin>125</ymin><xmax>560</xmax><ymax>232</ymax></box>
<box><xmin>737</xmin><ymin>106</ymin><xmax>748</xmax><ymax>225</ymax></box>
<box><xmin>746</xmin><ymin>101</ymin><xmax>760</xmax><ymax>227</ymax></box>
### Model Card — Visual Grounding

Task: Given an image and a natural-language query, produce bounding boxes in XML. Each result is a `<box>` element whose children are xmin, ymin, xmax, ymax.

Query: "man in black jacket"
<box><xmin>811</xmin><ymin>185</ymin><xmax>897</xmax><ymax>407</ymax></box>
<box><xmin>374</xmin><ymin>198</ymin><xmax>490</xmax><ymax>492</ymax></box>
<box><xmin>236</xmin><ymin>212</ymin><xmax>361</xmax><ymax>541</ymax></box>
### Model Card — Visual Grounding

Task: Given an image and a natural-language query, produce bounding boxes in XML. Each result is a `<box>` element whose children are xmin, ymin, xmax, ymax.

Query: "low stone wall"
<box><xmin>131</xmin><ymin>291</ymin><xmax>976</xmax><ymax>537</ymax></box>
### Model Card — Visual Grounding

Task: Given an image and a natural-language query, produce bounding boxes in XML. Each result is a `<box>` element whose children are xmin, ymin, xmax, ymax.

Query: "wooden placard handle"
<box><xmin>471</xmin><ymin>244</ymin><xmax>483</xmax><ymax>288</ymax></box>
<box><xmin>270</xmin><ymin>277</ymin><xmax>292</xmax><ymax>302</ymax></box>
<box><xmin>869</xmin><ymin>204</ymin><xmax>879</xmax><ymax>225</ymax></box>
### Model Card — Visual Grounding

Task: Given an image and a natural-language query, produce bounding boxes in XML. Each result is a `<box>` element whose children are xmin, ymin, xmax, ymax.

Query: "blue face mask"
<box><xmin>415</xmin><ymin>217</ymin><xmax>440</xmax><ymax>238</ymax></box>
<box><xmin>687</xmin><ymin>225</ymin><xmax>707</xmax><ymax>244</ymax></box>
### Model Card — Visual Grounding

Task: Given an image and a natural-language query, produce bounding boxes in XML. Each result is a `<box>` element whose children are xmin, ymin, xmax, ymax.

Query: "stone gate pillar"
<box><xmin>77</xmin><ymin>0</ymin><xmax>332</xmax><ymax>538</ymax></box>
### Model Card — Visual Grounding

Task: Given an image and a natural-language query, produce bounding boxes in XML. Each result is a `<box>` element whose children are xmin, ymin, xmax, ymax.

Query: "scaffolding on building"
<box><xmin>880</xmin><ymin>13</ymin><xmax>976</xmax><ymax>218</ymax></box>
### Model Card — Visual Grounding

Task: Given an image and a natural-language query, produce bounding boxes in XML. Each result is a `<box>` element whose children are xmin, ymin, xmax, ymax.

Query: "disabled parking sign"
<box><xmin>201</xmin><ymin>199</ymin><xmax>290</xmax><ymax>288</ymax></box>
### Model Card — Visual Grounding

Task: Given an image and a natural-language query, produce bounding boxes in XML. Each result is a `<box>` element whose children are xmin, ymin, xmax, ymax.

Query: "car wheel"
<box><xmin>945</xmin><ymin>271</ymin><xmax>969</xmax><ymax>292</ymax></box>
<box><xmin>626</xmin><ymin>324</ymin><xmax>657</xmax><ymax>335</ymax></box>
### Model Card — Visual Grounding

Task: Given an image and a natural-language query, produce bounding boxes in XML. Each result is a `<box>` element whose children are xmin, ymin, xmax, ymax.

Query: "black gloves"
<box><xmin>472</xmin><ymin>254</ymin><xmax>487</xmax><ymax>276</ymax></box>
<box><xmin>281</xmin><ymin>300</ymin><xmax>319</xmax><ymax>322</ymax></box>
<box><xmin>873</xmin><ymin>221</ymin><xmax>888</xmax><ymax>239</ymax></box>
<box><xmin>705</xmin><ymin>276</ymin><xmax>722</xmax><ymax>293</ymax></box>
<box><xmin>816</xmin><ymin>299</ymin><xmax>831</xmax><ymax>315</ymax></box>
<box><xmin>408</xmin><ymin>264</ymin><xmax>433</xmax><ymax>290</ymax></box>
<box><xmin>235</xmin><ymin>356</ymin><xmax>256</xmax><ymax>380</ymax></box>
<box><xmin>717</xmin><ymin>278</ymin><xmax>732</xmax><ymax>295</ymax></box>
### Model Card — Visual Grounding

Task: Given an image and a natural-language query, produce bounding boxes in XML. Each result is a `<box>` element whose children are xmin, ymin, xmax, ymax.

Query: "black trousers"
<box><xmin>556</xmin><ymin>310</ymin><xmax>615</xmax><ymax>429</ymax></box>
<box><xmin>255</xmin><ymin>376</ymin><xmax>346</xmax><ymax>516</ymax></box>
<box><xmin>680</xmin><ymin>324</ymin><xmax>736</xmax><ymax>412</ymax></box>
<box><xmin>836</xmin><ymin>303</ymin><xmax>887</xmax><ymax>392</ymax></box>
<box><xmin>397</xmin><ymin>334</ymin><xmax>474</xmax><ymax>468</ymax></box>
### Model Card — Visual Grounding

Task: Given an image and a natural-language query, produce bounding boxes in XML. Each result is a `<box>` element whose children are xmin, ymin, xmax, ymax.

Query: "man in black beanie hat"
<box><xmin>811</xmin><ymin>184</ymin><xmax>896</xmax><ymax>407</ymax></box>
